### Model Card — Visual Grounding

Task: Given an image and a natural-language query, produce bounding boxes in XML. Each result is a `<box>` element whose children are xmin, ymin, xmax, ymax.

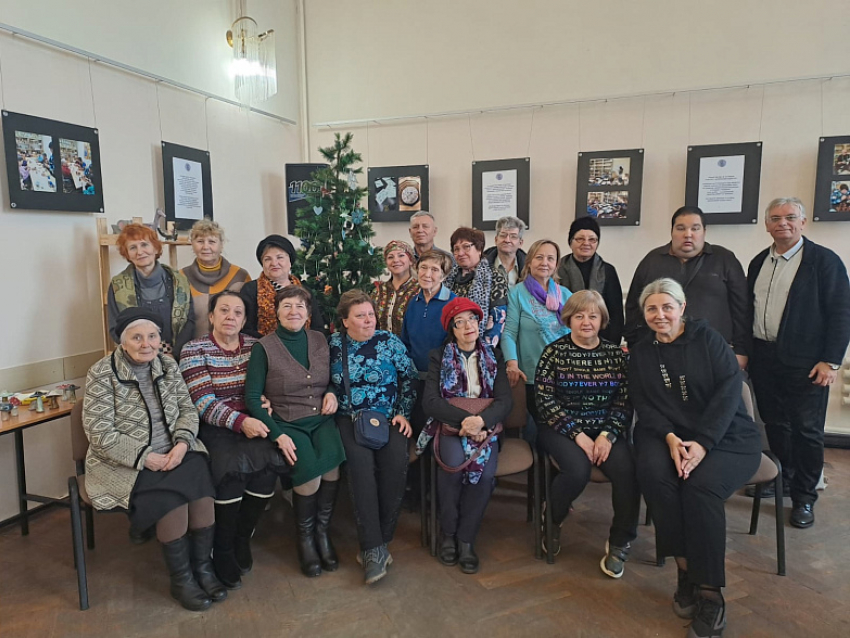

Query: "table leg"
<box><xmin>14</xmin><ymin>429</ymin><xmax>29</xmax><ymax>535</ymax></box>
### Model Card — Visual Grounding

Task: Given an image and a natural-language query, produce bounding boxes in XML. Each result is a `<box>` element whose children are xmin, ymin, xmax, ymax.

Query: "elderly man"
<box><xmin>409</xmin><ymin>211</ymin><xmax>443</xmax><ymax>260</ymax></box>
<box><xmin>624</xmin><ymin>206</ymin><xmax>750</xmax><ymax>368</ymax></box>
<box><xmin>483</xmin><ymin>216</ymin><xmax>527</xmax><ymax>288</ymax></box>
<box><xmin>747</xmin><ymin>197</ymin><xmax>850</xmax><ymax>529</ymax></box>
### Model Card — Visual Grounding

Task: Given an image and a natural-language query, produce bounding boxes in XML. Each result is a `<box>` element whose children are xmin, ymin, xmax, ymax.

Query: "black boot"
<box><xmin>314</xmin><ymin>480</ymin><xmax>340</xmax><ymax>572</ymax></box>
<box><xmin>161</xmin><ymin>535</ymin><xmax>212</xmax><ymax>611</ymax></box>
<box><xmin>189</xmin><ymin>525</ymin><xmax>227</xmax><ymax>602</ymax></box>
<box><xmin>213</xmin><ymin>502</ymin><xmax>243</xmax><ymax>589</ymax></box>
<box><xmin>458</xmin><ymin>541</ymin><xmax>479</xmax><ymax>574</ymax></box>
<box><xmin>235</xmin><ymin>494</ymin><xmax>271</xmax><ymax>574</ymax></box>
<box><xmin>293</xmin><ymin>492</ymin><xmax>322</xmax><ymax>577</ymax></box>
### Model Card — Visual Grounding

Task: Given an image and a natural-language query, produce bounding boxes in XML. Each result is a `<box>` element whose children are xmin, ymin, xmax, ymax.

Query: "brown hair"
<box><xmin>450</xmin><ymin>227</ymin><xmax>485</xmax><ymax>254</ymax></box>
<box><xmin>336</xmin><ymin>289</ymin><xmax>376</xmax><ymax>325</ymax></box>
<box><xmin>417</xmin><ymin>250</ymin><xmax>453</xmax><ymax>276</ymax></box>
<box><xmin>274</xmin><ymin>285</ymin><xmax>313</xmax><ymax>312</ymax></box>
<box><xmin>520</xmin><ymin>239</ymin><xmax>561</xmax><ymax>281</ymax></box>
<box><xmin>560</xmin><ymin>289</ymin><xmax>610</xmax><ymax>329</ymax></box>
<box><xmin>208</xmin><ymin>290</ymin><xmax>245</xmax><ymax>315</ymax></box>
<box><xmin>116</xmin><ymin>224</ymin><xmax>162</xmax><ymax>262</ymax></box>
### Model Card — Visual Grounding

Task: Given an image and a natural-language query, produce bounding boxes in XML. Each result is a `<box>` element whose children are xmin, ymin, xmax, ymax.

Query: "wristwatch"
<box><xmin>828</xmin><ymin>363</ymin><xmax>841</xmax><ymax>371</ymax></box>
<box><xmin>599</xmin><ymin>431</ymin><xmax>617</xmax><ymax>444</ymax></box>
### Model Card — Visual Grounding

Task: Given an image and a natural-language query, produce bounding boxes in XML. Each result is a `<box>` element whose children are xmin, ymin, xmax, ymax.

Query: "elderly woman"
<box><xmin>180</xmin><ymin>219</ymin><xmax>251</xmax><ymax>339</ymax></box>
<box><xmin>371</xmin><ymin>240</ymin><xmax>419</xmax><ymax>335</ymax></box>
<box><xmin>243</xmin><ymin>286</ymin><xmax>346</xmax><ymax>577</ymax></box>
<box><xmin>240</xmin><ymin>234</ymin><xmax>326</xmax><ymax>337</ymax></box>
<box><xmin>418</xmin><ymin>298</ymin><xmax>512</xmax><ymax>574</ymax></box>
<box><xmin>630</xmin><ymin>278</ymin><xmax>761</xmax><ymax>638</ymax></box>
<box><xmin>83</xmin><ymin>308</ymin><xmax>224</xmax><ymax>611</ymax></box>
<box><xmin>107</xmin><ymin>223</ymin><xmax>194</xmax><ymax>358</ymax></box>
<box><xmin>556</xmin><ymin>217</ymin><xmax>624</xmax><ymax>344</ymax></box>
<box><xmin>179</xmin><ymin>291</ymin><xmax>290</xmax><ymax>590</ymax></box>
<box><xmin>329</xmin><ymin>290</ymin><xmax>419</xmax><ymax>585</ymax></box>
<box><xmin>445</xmin><ymin>227</ymin><xmax>508</xmax><ymax>347</ymax></box>
<box><xmin>535</xmin><ymin>290</ymin><xmax>639</xmax><ymax>578</ymax></box>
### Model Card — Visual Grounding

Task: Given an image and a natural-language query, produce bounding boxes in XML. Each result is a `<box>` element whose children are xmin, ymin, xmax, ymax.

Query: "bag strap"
<box><xmin>433</xmin><ymin>423</ymin><xmax>503</xmax><ymax>474</ymax></box>
<box><xmin>342</xmin><ymin>336</ymin><xmax>352</xmax><ymax>402</ymax></box>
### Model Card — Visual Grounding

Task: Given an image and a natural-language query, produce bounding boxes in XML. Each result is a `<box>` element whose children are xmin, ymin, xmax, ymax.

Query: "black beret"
<box><xmin>115</xmin><ymin>307</ymin><xmax>163</xmax><ymax>339</ymax></box>
<box><xmin>568</xmin><ymin>217</ymin><xmax>601</xmax><ymax>243</ymax></box>
<box><xmin>256</xmin><ymin>234</ymin><xmax>296</xmax><ymax>265</ymax></box>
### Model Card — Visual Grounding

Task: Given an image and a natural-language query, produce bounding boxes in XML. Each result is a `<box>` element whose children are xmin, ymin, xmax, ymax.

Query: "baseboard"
<box><xmin>825</xmin><ymin>433</ymin><xmax>850</xmax><ymax>449</ymax></box>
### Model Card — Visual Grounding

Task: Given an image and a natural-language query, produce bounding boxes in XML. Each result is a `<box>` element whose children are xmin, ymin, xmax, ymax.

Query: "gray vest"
<box><xmin>258</xmin><ymin>330</ymin><xmax>329</xmax><ymax>422</ymax></box>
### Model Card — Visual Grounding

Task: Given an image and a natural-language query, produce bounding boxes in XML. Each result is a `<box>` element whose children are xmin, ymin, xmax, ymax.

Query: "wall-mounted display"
<box><xmin>575</xmin><ymin>149</ymin><xmax>643</xmax><ymax>227</ymax></box>
<box><xmin>813</xmin><ymin>136</ymin><xmax>850</xmax><ymax>222</ymax></box>
<box><xmin>472</xmin><ymin>157</ymin><xmax>530</xmax><ymax>231</ymax></box>
<box><xmin>286</xmin><ymin>163</ymin><xmax>328</xmax><ymax>234</ymax></box>
<box><xmin>162</xmin><ymin>141</ymin><xmax>214</xmax><ymax>230</ymax></box>
<box><xmin>2</xmin><ymin>110</ymin><xmax>104</xmax><ymax>213</ymax></box>
<box><xmin>367</xmin><ymin>164</ymin><xmax>429</xmax><ymax>222</ymax></box>
<box><xmin>685</xmin><ymin>142</ymin><xmax>762</xmax><ymax>224</ymax></box>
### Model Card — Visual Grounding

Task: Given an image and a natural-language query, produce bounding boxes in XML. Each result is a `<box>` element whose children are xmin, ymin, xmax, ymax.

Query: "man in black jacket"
<box><xmin>747</xmin><ymin>197</ymin><xmax>850</xmax><ymax>529</ymax></box>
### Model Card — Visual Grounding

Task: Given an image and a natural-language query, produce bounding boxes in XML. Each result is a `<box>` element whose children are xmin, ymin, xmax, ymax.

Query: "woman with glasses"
<box><xmin>556</xmin><ymin>217</ymin><xmax>624</xmax><ymax>345</ymax></box>
<box><xmin>445</xmin><ymin>227</ymin><xmax>509</xmax><ymax>347</ymax></box>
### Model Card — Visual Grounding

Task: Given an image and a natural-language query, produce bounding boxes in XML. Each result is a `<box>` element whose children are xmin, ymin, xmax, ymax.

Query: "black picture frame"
<box><xmin>367</xmin><ymin>164</ymin><xmax>430</xmax><ymax>222</ymax></box>
<box><xmin>2</xmin><ymin>110</ymin><xmax>104</xmax><ymax>213</ymax></box>
<box><xmin>472</xmin><ymin>157</ymin><xmax>530</xmax><ymax>231</ymax></box>
<box><xmin>813</xmin><ymin>135</ymin><xmax>850</xmax><ymax>222</ymax></box>
<box><xmin>575</xmin><ymin>149</ymin><xmax>643</xmax><ymax>227</ymax></box>
<box><xmin>685</xmin><ymin>142</ymin><xmax>762</xmax><ymax>225</ymax></box>
<box><xmin>162</xmin><ymin>141</ymin><xmax>213</xmax><ymax>231</ymax></box>
<box><xmin>286</xmin><ymin>163</ymin><xmax>328</xmax><ymax>234</ymax></box>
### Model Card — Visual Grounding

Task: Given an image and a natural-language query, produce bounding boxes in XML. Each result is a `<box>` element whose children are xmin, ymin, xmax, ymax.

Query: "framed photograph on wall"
<box><xmin>2</xmin><ymin>110</ymin><xmax>104</xmax><ymax>213</ymax></box>
<box><xmin>813</xmin><ymin>135</ymin><xmax>850</xmax><ymax>222</ymax></box>
<box><xmin>472</xmin><ymin>157</ymin><xmax>530</xmax><ymax>231</ymax></box>
<box><xmin>685</xmin><ymin>141</ymin><xmax>762</xmax><ymax>225</ymax></box>
<box><xmin>286</xmin><ymin>163</ymin><xmax>328</xmax><ymax>234</ymax></box>
<box><xmin>367</xmin><ymin>164</ymin><xmax>429</xmax><ymax>222</ymax></box>
<box><xmin>162</xmin><ymin>141</ymin><xmax>213</xmax><ymax>231</ymax></box>
<box><xmin>575</xmin><ymin>149</ymin><xmax>643</xmax><ymax>227</ymax></box>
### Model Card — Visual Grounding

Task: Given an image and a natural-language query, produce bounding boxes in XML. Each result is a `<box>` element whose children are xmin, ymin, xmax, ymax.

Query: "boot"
<box><xmin>314</xmin><ymin>480</ymin><xmax>340</xmax><ymax>572</ymax></box>
<box><xmin>235</xmin><ymin>493</ymin><xmax>271</xmax><ymax>574</ymax></box>
<box><xmin>458</xmin><ymin>541</ymin><xmax>479</xmax><ymax>574</ymax></box>
<box><xmin>293</xmin><ymin>492</ymin><xmax>322</xmax><ymax>577</ymax></box>
<box><xmin>189</xmin><ymin>525</ymin><xmax>227</xmax><ymax>602</ymax></box>
<box><xmin>213</xmin><ymin>502</ymin><xmax>242</xmax><ymax>589</ymax></box>
<box><xmin>161</xmin><ymin>535</ymin><xmax>212</xmax><ymax>611</ymax></box>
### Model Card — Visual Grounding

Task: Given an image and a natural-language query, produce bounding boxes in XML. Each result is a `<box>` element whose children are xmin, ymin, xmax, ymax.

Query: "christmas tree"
<box><xmin>294</xmin><ymin>132</ymin><xmax>384</xmax><ymax>330</ymax></box>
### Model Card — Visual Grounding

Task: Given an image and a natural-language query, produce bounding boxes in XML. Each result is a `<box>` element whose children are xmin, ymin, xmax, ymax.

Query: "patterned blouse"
<box><xmin>371</xmin><ymin>277</ymin><xmax>420</xmax><ymax>335</ymax></box>
<box><xmin>329</xmin><ymin>330</ymin><xmax>419</xmax><ymax>420</ymax></box>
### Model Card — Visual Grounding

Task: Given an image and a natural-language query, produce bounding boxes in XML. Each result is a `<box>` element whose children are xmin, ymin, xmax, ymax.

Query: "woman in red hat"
<box><xmin>417</xmin><ymin>298</ymin><xmax>513</xmax><ymax>574</ymax></box>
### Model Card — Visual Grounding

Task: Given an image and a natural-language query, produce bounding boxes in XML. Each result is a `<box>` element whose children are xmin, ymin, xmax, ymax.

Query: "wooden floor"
<box><xmin>2</xmin><ymin>448</ymin><xmax>849</xmax><ymax>638</ymax></box>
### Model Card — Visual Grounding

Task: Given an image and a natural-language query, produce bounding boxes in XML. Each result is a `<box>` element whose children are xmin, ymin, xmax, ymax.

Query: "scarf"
<box><xmin>446</xmin><ymin>258</ymin><xmax>500</xmax><ymax>337</ymax></box>
<box><xmin>559</xmin><ymin>254</ymin><xmax>607</xmax><ymax>295</ymax></box>
<box><xmin>182</xmin><ymin>257</ymin><xmax>249</xmax><ymax>294</ymax></box>
<box><xmin>257</xmin><ymin>272</ymin><xmax>304</xmax><ymax>336</ymax></box>
<box><xmin>524</xmin><ymin>276</ymin><xmax>565</xmax><ymax>324</ymax></box>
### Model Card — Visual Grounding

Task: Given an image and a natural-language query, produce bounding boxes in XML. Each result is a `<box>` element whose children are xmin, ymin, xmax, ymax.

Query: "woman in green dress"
<box><xmin>245</xmin><ymin>286</ymin><xmax>346</xmax><ymax>578</ymax></box>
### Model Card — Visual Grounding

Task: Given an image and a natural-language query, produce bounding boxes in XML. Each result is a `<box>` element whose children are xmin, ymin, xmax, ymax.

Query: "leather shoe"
<box><xmin>744</xmin><ymin>483</ymin><xmax>790</xmax><ymax>499</ymax></box>
<box><xmin>458</xmin><ymin>541</ymin><xmax>479</xmax><ymax>574</ymax></box>
<box><xmin>439</xmin><ymin>534</ymin><xmax>458</xmax><ymax>566</ymax></box>
<box><xmin>790</xmin><ymin>503</ymin><xmax>814</xmax><ymax>529</ymax></box>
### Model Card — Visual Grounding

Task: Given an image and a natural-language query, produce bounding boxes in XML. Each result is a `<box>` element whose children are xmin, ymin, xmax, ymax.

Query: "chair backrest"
<box><xmin>741</xmin><ymin>382</ymin><xmax>756</xmax><ymax>420</ymax></box>
<box><xmin>70</xmin><ymin>401</ymin><xmax>89</xmax><ymax>464</ymax></box>
<box><xmin>504</xmin><ymin>381</ymin><xmax>529</xmax><ymax>431</ymax></box>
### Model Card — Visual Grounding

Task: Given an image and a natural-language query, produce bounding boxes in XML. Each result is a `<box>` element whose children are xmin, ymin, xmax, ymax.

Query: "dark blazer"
<box><xmin>747</xmin><ymin>237</ymin><xmax>850</xmax><ymax>368</ymax></box>
<box><xmin>483</xmin><ymin>246</ymin><xmax>526</xmax><ymax>279</ymax></box>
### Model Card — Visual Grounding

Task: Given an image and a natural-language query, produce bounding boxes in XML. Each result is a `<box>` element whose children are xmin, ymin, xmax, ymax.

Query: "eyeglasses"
<box><xmin>496</xmin><ymin>232</ymin><xmax>521</xmax><ymax>241</ymax></box>
<box><xmin>767</xmin><ymin>214</ymin><xmax>800</xmax><ymax>224</ymax></box>
<box><xmin>572</xmin><ymin>237</ymin><xmax>598</xmax><ymax>245</ymax></box>
<box><xmin>452</xmin><ymin>243</ymin><xmax>476</xmax><ymax>254</ymax></box>
<box><xmin>452</xmin><ymin>316</ymin><xmax>480</xmax><ymax>329</ymax></box>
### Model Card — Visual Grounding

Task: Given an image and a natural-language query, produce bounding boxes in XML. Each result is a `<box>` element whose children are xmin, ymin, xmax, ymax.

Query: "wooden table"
<box><xmin>0</xmin><ymin>398</ymin><xmax>74</xmax><ymax>533</ymax></box>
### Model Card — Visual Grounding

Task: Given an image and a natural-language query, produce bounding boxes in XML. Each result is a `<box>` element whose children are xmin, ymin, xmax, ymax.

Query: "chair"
<box><xmin>428</xmin><ymin>381</ymin><xmax>541</xmax><ymax>559</ymax></box>
<box><xmin>408</xmin><ymin>439</ymin><xmax>429</xmax><ymax>547</ymax></box>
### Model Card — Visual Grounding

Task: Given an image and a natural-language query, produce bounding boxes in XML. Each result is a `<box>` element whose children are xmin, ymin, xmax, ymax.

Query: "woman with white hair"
<box><xmin>83</xmin><ymin>307</ymin><xmax>224</xmax><ymax>611</ymax></box>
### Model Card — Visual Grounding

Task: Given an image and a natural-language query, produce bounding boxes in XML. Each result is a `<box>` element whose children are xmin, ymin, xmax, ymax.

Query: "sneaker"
<box><xmin>362</xmin><ymin>545</ymin><xmax>393</xmax><ymax>584</ymax></box>
<box><xmin>540</xmin><ymin>502</ymin><xmax>562</xmax><ymax>557</ymax></box>
<box><xmin>673</xmin><ymin>569</ymin><xmax>699</xmax><ymax>619</ymax></box>
<box><xmin>687</xmin><ymin>595</ymin><xmax>726</xmax><ymax>638</ymax></box>
<box><xmin>600</xmin><ymin>540</ymin><xmax>630</xmax><ymax>578</ymax></box>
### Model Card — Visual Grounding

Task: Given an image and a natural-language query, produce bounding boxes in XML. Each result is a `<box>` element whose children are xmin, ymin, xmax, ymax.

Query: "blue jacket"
<box><xmin>401</xmin><ymin>285</ymin><xmax>456</xmax><ymax>373</ymax></box>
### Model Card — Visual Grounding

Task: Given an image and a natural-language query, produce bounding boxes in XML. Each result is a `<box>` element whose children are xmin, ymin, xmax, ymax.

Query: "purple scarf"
<box><xmin>524</xmin><ymin>277</ymin><xmax>564</xmax><ymax>324</ymax></box>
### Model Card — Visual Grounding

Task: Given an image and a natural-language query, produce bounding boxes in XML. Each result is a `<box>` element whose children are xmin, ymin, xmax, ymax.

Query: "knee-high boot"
<box><xmin>213</xmin><ymin>502</ymin><xmax>243</xmax><ymax>589</ymax></box>
<box><xmin>161</xmin><ymin>535</ymin><xmax>212</xmax><ymax>611</ymax></box>
<box><xmin>314</xmin><ymin>480</ymin><xmax>340</xmax><ymax>572</ymax></box>
<box><xmin>292</xmin><ymin>492</ymin><xmax>322</xmax><ymax>577</ymax></box>
<box><xmin>189</xmin><ymin>525</ymin><xmax>227</xmax><ymax>602</ymax></box>
<box><xmin>235</xmin><ymin>493</ymin><xmax>271</xmax><ymax>574</ymax></box>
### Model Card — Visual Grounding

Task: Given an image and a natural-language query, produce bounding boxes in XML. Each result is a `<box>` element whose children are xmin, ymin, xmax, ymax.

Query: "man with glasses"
<box><xmin>747</xmin><ymin>197</ymin><xmax>850</xmax><ymax>529</ymax></box>
<box><xmin>483</xmin><ymin>216</ymin><xmax>527</xmax><ymax>288</ymax></box>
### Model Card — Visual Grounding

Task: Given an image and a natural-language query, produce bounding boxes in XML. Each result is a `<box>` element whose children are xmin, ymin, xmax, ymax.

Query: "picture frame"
<box><xmin>162</xmin><ymin>141</ymin><xmax>213</xmax><ymax>231</ymax></box>
<box><xmin>472</xmin><ymin>157</ymin><xmax>530</xmax><ymax>231</ymax></box>
<box><xmin>286</xmin><ymin>163</ymin><xmax>328</xmax><ymax>234</ymax></box>
<box><xmin>575</xmin><ymin>149</ymin><xmax>643</xmax><ymax>227</ymax></box>
<box><xmin>685</xmin><ymin>141</ymin><xmax>762</xmax><ymax>225</ymax></box>
<box><xmin>2</xmin><ymin>110</ymin><xmax>104</xmax><ymax>213</ymax></box>
<box><xmin>813</xmin><ymin>135</ymin><xmax>850</xmax><ymax>222</ymax></box>
<box><xmin>367</xmin><ymin>164</ymin><xmax>429</xmax><ymax>222</ymax></box>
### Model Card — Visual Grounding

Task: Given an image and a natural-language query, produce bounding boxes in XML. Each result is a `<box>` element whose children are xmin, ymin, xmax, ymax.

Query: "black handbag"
<box><xmin>342</xmin><ymin>336</ymin><xmax>390</xmax><ymax>450</ymax></box>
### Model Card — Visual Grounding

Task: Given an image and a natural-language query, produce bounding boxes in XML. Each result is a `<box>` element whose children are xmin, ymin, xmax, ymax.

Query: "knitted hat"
<box><xmin>255</xmin><ymin>234</ymin><xmax>296</xmax><ymax>265</ymax></box>
<box><xmin>441</xmin><ymin>297</ymin><xmax>484</xmax><ymax>331</ymax></box>
<box><xmin>115</xmin><ymin>307</ymin><xmax>163</xmax><ymax>339</ymax></box>
<box><xmin>568</xmin><ymin>217</ymin><xmax>601</xmax><ymax>243</ymax></box>
<box><xmin>383</xmin><ymin>239</ymin><xmax>414</xmax><ymax>263</ymax></box>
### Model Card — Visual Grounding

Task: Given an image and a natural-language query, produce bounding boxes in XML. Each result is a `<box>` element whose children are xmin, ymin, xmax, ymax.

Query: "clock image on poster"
<box><xmin>399</xmin><ymin>176</ymin><xmax>421</xmax><ymax>211</ymax></box>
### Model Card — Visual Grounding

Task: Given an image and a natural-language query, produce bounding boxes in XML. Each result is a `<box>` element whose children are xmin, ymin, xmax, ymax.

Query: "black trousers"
<box><xmin>750</xmin><ymin>339</ymin><xmax>828</xmax><ymax>505</ymax></box>
<box><xmin>635</xmin><ymin>434</ymin><xmax>759</xmax><ymax>587</ymax></box>
<box><xmin>436</xmin><ymin>435</ymin><xmax>498</xmax><ymax>544</ymax></box>
<box><xmin>337</xmin><ymin>415</ymin><xmax>409</xmax><ymax>551</ymax></box>
<box><xmin>538</xmin><ymin>427</ymin><xmax>640</xmax><ymax>548</ymax></box>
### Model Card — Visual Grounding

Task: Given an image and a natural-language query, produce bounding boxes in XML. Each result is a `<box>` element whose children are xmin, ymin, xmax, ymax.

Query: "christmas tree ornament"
<box><xmin>352</xmin><ymin>209</ymin><xmax>365</xmax><ymax>225</ymax></box>
<box><xmin>347</xmin><ymin>170</ymin><xmax>358</xmax><ymax>190</ymax></box>
<box><xmin>313</xmin><ymin>205</ymin><xmax>323</xmax><ymax>216</ymax></box>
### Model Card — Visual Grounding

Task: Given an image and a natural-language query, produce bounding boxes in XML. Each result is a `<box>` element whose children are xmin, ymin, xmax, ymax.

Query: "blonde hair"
<box><xmin>639</xmin><ymin>277</ymin><xmax>686</xmax><ymax>310</ymax></box>
<box><xmin>560</xmin><ymin>290</ymin><xmax>609</xmax><ymax>329</ymax></box>
<box><xmin>189</xmin><ymin>218</ymin><xmax>225</xmax><ymax>243</ymax></box>
<box><xmin>520</xmin><ymin>239</ymin><xmax>561</xmax><ymax>281</ymax></box>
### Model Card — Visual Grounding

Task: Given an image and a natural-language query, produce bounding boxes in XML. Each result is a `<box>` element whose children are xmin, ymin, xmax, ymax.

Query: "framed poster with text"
<box><xmin>286</xmin><ymin>163</ymin><xmax>328</xmax><ymax>234</ymax></box>
<box><xmin>813</xmin><ymin>135</ymin><xmax>850</xmax><ymax>222</ymax></box>
<box><xmin>472</xmin><ymin>158</ymin><xmax>530</xmax><ymax>231</ymax></box>
<box><xmin>368</xmin><ymin>164</ymin><xmax>429</xmax><ymax>222</ymax></box>
<box><xmin>162</xmin><ymin>142</ymin><xmax>213</xmax><ymax>231</ymax></box>
<box><xmin>575</xmin><ymin>149</ymin><xmax>643</xmax><ymax>227</ymax></box>
<box><xmin>685</xmin><ymin>142</ymin><xmax>762</xmax><ymax>225</ymax></box>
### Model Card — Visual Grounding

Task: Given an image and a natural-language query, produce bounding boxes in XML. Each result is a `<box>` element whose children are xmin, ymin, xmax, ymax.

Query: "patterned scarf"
<box><xmin>257</xmin><ymin>272</ymin><xmax>304</xmax><ymax>336</ymax></box>
<box><xmin>446</xmin><ymin>258</ymin><xmax>502</xmax><ymax>337</ymax></box>
<box><xmin>524</xmin><ymin>276</ymin><xmax>565</xmax><ymax>324</ymax></box>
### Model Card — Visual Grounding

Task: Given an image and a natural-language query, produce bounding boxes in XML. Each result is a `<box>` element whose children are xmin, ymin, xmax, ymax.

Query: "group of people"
<box><xmin>81</xmin><ymin>200</ymin><xmax>849</xmax><ymax>638</ymax></box>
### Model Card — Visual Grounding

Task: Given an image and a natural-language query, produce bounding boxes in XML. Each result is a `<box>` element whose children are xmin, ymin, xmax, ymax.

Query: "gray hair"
<box><xmin>495</xmin><ymin>216</ymin><xmax>527</xmax><ymax>238</ymax></box>
<box><xmin>639</xmin><ymin>277</ymin><xmax>686</xmax><ymax>310</ymax></box>
<box><xmin>764</xmin><ymin>197</ymin><xmax>806</xmax><ymax>221</ymax></box>
<box><xmin>409</xmin><ymin>210</ymin><xmax>435</xmax><ymax>224</ymax></box>
<box><xmin>119</xmin><ymin>319</ymin><xmax>162</xmax><ymax>345</ymax></box>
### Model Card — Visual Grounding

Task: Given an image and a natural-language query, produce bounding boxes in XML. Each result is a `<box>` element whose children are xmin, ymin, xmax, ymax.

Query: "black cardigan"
<box><xmin>747</xmin><ymin>237</ymin><xmax>850</xmax><ymax>368</ymax></box>
<box><xmin>556</xmin><ymin>254</ymin><xmax>624</xmax><ymax>345</ymax></box>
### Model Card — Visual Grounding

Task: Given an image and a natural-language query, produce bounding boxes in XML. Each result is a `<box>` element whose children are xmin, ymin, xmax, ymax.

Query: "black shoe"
<box><xmin>235</xmin><ymin>493</ymin><xmax>271</xmax><ymax>575</ymax></box>
<box><xmin>790</xmin><ymin>502</ymin><xmax>815</xmax><ymax>528</ymax></box>
<box><xmin>439</xmin><ymin>533</ymin><xmax>458</xmax><ymax>566</ymax></box>
<box><xmin>540</xmin><ymin>502</ymin><xmax>563</xmax><ymax>557</ymax></box>
<box><xmin>189</xmin><ymin>526</ymin><xmax>227</xmax><ymax>602</ymax></box>
<box><xmin>161</xmin><ymin>535</ymin><xmax>212</xmax><ymax>612</ymax></box>
<box><xmin>687</xmin><ymin>595</ymin><xmax>726</xmax><ymax>638</ymax></box>
<box><xmin>314</xmin><ymin>480</ymin><xmax>340</xmax><ymax>572</ymax></box>
<box><xmin>673</xmin><ymin>569</ymin><xmax>699</xmax><ymax>619</ymax></box>
<box><xmin>129</xmin><ymin>525</ymin><xmax>155</xmax><ymax>545</ymax></box>
<box><xmin>213</xmin><ymin>502</ymin><xmax>243</xmax><ymax>589</ymax></box>
<box><xmin>363</xmin><ymin>544</ymin><xmax>392</xmax><ymax>585</ymax></box>
<box><xmin>293</xmin><ymin>492</ymin><xmax>322</xmax><ymax>577</ymax></box>
<box><xmin>458</xmin><ymin>541</ymin><xmax>479</xmax><ymax>574</ymax></box>
<box><xmin>744</xmin><ymin>483</ymin><xmax>789</xmax><ymax>498</ymax></box>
